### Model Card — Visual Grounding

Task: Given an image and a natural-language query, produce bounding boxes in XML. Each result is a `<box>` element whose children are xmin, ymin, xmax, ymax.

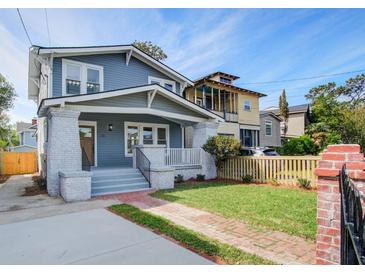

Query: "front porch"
<box><xmin>39</xmin><ymin>84</ymin><xmax>223</xmax><ymax>201</ymax></box>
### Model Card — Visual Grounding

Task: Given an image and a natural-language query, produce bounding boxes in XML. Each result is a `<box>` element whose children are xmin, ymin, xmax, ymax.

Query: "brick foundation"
<box><xmin>314</xmin><ymin>144</ymin><xmax>365</xmax><ymax>265</ymax></box>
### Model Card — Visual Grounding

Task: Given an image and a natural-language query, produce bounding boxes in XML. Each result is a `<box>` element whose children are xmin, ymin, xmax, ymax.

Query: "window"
<box><xmin>265</xmin><ymin>120</ymin><xmax>272</xmax><ymax>136</ymax></box>
<box><xmin>65</xmin><ymin>63</ymin><xmax>81</xmax><ymax>94</ymax></box>
<box><xmin>157</xmin><ymin>128</ymin><xmax>167</xmax><ymax>145</ymax></box>
<box><xmin>87</xmin><ymin>68</ymin><xmax>100</xmax><ymax>93</ymax></box>
<box><xmin>148</xmin><ymin>76</ymin><xmax>176</xmax><ymax>93</ymax></box>
<box><xmin>220</xmin><ymin>77</ymin><xmax>232</xmax><ymax>84</ymax></box>
<box><xmin>244</xmin><ymin>100</ymin><xmax>251</xmax><ymax>111</ymax></box>
<box><xmin>127</xmin><ymin>126</ymin><xmax>139</xmax><ymax>154</ymax></box>
<box><xmin>62</xmin><ymin>59</ymin><xmax>103</xmax><ymax>96</ymax></box>
<box><xmin>143</xmin><ymin>127</ymin><xmax>153</xmax><ymax>145</ymax></box>
<box><xmin>124</xmin><ymin>122</ymin><xmax>169</xmax><ymax>156</ymax></box>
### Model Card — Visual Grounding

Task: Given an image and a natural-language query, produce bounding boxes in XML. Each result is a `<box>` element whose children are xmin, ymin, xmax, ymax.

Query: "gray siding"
<box><xmin>259</xmin><ymin>114</ymin><xmax>281</xmax><ymax>147</ymax></box>
<box><xmin>76</xmin><ymin>92</ymin><xmax>148</xmax><ymax>108</ymax></box>
<box><xmin>71</xmin><ymin>92</ymin><xmax>205</xmax><ymax>118</ymax></box>
<box><xmin>79</xmin><ymin>113</ymin><xmax>182</xmax><ymax>167</ymax></box>
<box><xmin>151</xmin><ymin>94</ymin><xmax>205</xmax><ymax>118</ymax></box>
<box><xmin>21</xmin><ymin>131</ymin><xmax>37</xmax><ymax>147</ymax></box>
<box><xmin>52</xmin><ymin>54</ymin><xmax>181</xmax><ymax>97</ymax></box>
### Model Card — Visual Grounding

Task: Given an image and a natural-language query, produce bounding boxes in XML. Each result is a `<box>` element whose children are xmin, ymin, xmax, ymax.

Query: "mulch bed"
<box><xmin>22</xmin><ymin>176</ymin><xmax>47</xmax><ymax>196</ymax></box>
<box><xmin>0</xmin><ymin>175</ymin><xmax>10</xmax><ymax>184</ymax></box>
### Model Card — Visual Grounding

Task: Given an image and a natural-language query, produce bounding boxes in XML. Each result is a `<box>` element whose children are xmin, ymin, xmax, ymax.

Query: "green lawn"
<box><xmin>109</xmin><ymin>204</ymin><xmax>274</xmax><ymax>265</ymax></box>
<box><xmin>151</xmin><ymin>182</ymin><xmax>317</xmax><ymax>240</ymax></box>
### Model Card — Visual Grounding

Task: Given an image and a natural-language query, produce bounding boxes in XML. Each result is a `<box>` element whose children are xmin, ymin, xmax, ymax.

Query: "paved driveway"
<box><xmin>0</xmin><ymin>208</ymin><xmax>212</xmax><ymax>265</ymax></box>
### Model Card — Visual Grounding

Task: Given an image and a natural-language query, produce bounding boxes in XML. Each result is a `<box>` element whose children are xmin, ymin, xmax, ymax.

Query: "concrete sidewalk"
<box><xmin>0</xmin><ymin>208</ymin><xmax>213</xmax><ymax>265</ymax></box>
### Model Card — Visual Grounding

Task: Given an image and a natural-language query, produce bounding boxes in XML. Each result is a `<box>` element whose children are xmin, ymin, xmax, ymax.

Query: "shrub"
<box><xmin>298</xmin><ymin>178</ymin><xmax>311</xmax><ymax>190</ymax></box>
<box><xmin>33</xmin><ymin>176</ymin><xmax>46</xmax><ymax>189</ymax></box>
<box><xmin>280</xmin><ymin>135</ymin><xmax>319</xmax><ymax>156</ymax></box>
<box><xmin>174</xmin><ymin>174</ymin><xmax>184</xmax><ymax>184</ymax></box>
<box><xmin>196</xmin><ymin>174</ymin><xmax>205</xmax><ymax>181</ymax></box>
<box><xmin>269</xmin><ymin>179</ymin><xmax>280</xmax><ymax>186</ymax></box>
<box><xmin>241</xmin><ymin>175</ymin><xmax>253</xmax><ymax>184</ymax></box>
<box><xmin>202</xmin><ymin>135</ymin><xmax>241</xmax><ymax>169</ymax></box>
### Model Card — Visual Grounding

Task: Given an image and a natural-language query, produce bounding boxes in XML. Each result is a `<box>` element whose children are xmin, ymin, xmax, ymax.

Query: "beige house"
<box><xmin>264</xmin><ymin>104</ymin><xmax>310</xmax><ymax>139</ymax></box>
<box><xmin>183</xmin><ymin>72</ymin><xmax>266</xmax><ymax>147</ymax></box>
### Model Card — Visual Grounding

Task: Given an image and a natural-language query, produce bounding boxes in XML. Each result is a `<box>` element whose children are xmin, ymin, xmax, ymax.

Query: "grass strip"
<box><xmin>109</xmin><ymin>204</ymin><xmax>275</xmax><ymax>265</ymax></box>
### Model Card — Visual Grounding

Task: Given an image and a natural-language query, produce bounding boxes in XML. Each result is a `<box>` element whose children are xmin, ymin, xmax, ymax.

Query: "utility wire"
<box><xmin>44</xmin><ymin>9</ymin><xmax>51</xmax><ymax>46</ymax></box>
<box><xmin>16</xmin><ymin>8</ymin><xmax>33</xmax><ymax>46</ymax></box>
<box><xmin>237</xmin><ymin>69</ymin><xmax>365</xmax><ymax>86</ymax></box>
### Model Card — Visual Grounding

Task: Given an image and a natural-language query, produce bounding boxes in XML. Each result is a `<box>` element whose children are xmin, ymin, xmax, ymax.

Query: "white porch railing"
<box><xmin>165</xmin><ymin>148</ymin><xmax>202</xmax><ymax>166</ymax></box>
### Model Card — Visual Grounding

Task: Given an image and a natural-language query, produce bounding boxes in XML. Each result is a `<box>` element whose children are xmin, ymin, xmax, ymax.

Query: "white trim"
<box><xmin>38</xmin><ymin>45</ymin><xmax>193</xmax><ymax>86</ymax></box>
<box><xmin>41</xmin><ymin>84</ymin><xmax>224</xmax><ymax>122</ymax></box>
<box><xmin>79</xmin><ymin>120</ymin><xmax>98</xmax><ymax>167</ymax></box>
<box><xmin>147</xmin><ymin>89</ymin><xmax>157</xmax><ymax>108</ymax></box>
<box><xmin>124</xmin><ymin>121</ymin><xmax>170</xmax><ymax>157</ymax></box>
<box><xmin>62</xmin><ymin>59</ymin><xmax>104</xmax><ymax>96</ymax></box>
<box><xmin>148</xmin><ymin>76</ymin><xmax>176</xmax><ymax>93</ymax></box>
<box><xmin>125</xmin><ymin>50</ymin><xmax>132</xmax><ymax>66</ymax></box>
<box><xmin>67</xmin><ymin>105</ymin><xmax>207</xmax><ymax>123</ymax></box>
<box><xmin>265</xmin><ymin>120</ymin><xmax>272</xmax><ymax>137</ymax></box>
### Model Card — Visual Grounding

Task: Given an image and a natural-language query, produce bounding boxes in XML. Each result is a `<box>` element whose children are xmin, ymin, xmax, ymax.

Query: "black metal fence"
<box><xmin>339</xmin><ymin>165</ymin><xmax>365</xmax><ymax>264</ymax></box>
<box><xmin>81</xmin><ymin>147</ymin><xmax>91</xmax><ymax>171</ymax></box>
<box><xmin>136</xmin><ymin>147</ymin><xmax>151</xmax><ymax>187</ymax></box>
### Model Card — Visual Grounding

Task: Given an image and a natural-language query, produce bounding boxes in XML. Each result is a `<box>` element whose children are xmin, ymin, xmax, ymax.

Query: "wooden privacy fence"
<box><xmin>218</xmin><ymin>156</ymin><xmax>321</xmax><ymax>187</ymax></box>
<box><xmin>0</xmin><ymin>151</ymin><xmax>38</xmax><ymax>175</ymax></box>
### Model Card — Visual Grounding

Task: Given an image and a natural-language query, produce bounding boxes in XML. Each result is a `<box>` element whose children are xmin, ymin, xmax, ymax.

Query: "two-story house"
<box><xmin>28</xmin><ymin>44</ymin><xmax>224</xmax><ymax>200</ymax></box>
<box><xmin>264</xmin><ymin>104</ymin><xmax>310</xmax><ymax>140</ymax></box>
<box><xmin>10</xmin><ymin>120</ymin><xmax>37</xmax><ymax>152</ymax></box>
<box><xmin>183</xmin><ymin>72</ymin><xmax>266</xmax><ymax>147</ymax></box>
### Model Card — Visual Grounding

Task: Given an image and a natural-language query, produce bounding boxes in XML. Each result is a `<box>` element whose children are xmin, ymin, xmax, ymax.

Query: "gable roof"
<box><xmin>195</xmin><ymin>71</ymin><xmax>240</xmax><ymax>82</ymax></box>
<box><xmin>194</xmin><ymin>78</ymin><xmax>267</xmax><ymax>97</ymax></box>
<box><xmin>264</xmin><ymin>104</ymin><xmax>310</xmax><ymax>115</ymax></box>
<box><xmin>16</xmin><ymin>122</ymin><xmax>35</xmax><ymax>133</ymax></box>
<box><xmin>37</xmin><ymin>83</ymin><xmax>225</xmax><ymax>123</ymax></box>
<box><xmin>28</xmin><ymin>44</ymin><xmax>194</xmax><ymax>100</ymax></box>
<box><xmin>259</xmin><ymin>111</ymin><xmax>282</xmax><ymax>121</ymax></box>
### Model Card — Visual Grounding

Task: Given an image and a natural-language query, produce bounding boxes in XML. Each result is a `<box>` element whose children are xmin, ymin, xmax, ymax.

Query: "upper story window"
<box><xmin>243</xmin><ymin>100</ymin><xmax>251</xmax><ymax>111</ymax></box>
<box><xmin>265</xmin><ymin>120</ymin><xmax>272</xmax><ymax>136</ymax></box>
<box><xmin>62</xmin><ymin>59</ymin><xmax>103</xmax><ymax>96</ymax></box>
<box><xmin>148</xmin><ymin>76</ymin><xmax>176</xmax><ymax>93</ymax></box>
<box><xmin>220</xmin><ymin>77</ymin><xmax>232</xmax><ymax>84</ymax></box>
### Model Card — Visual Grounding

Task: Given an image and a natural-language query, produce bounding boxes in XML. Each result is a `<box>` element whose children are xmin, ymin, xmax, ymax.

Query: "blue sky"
<box><xmin>1</xmin><ymin>8</ymin><xmax>365</xmax><ymax>123</ymax></box>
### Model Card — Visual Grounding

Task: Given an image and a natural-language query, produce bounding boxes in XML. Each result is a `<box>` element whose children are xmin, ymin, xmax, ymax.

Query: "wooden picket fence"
<box><xmin>218</xmin><ymin>156</ymin><xmax>321</xmax><ymax>187</ymax></box>
<box><xmin>0</xmin><ymin>151</ymin><xmax>38</xmax><ymax>175</ymax></box>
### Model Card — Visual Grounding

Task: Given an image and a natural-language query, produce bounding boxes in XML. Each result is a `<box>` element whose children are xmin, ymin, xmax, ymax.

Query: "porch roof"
<box><xmin>38</xmin><ymin>84</ymin><xmax>224</xmax><ymax>124</ymax></box>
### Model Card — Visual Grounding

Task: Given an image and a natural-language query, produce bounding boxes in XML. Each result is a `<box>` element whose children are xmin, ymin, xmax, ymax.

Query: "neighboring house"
<box><xmin>28</xmin><ymin>44</ymin><xmax>224</xmax><ymax>200</ymax></box>
<box><xmin>10</xmin><ymin>120</ymin><xmax>37</xmax><ymax>152</ymax></box>
<box><xmin>183</xmin><ymin>72</ymin><xmax>266</xmax><ymax>147</ymax></box>
<box><xmin>264</xmin><ymin>104</ymin><xmax>310</xmax><ymax>139</ymax></box>
<box><xmin>259</xmin><ymin>111</ymin><xmax>282</xmax><ymax>148</ymax></box>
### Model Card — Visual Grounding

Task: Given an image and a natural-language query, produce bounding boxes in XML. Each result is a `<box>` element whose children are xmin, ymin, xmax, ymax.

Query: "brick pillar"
<box><xmin>314</xmin><ymin>144</ymin><xmax>365</xmax><ymax>265</ymax></box>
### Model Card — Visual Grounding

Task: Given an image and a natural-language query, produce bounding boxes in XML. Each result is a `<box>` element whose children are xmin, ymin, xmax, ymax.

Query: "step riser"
<box><xmin>92</xmin><ymin>174</ymin><xmax>144</xmax><ymax>182</ymax></box>
<box><xmin>92</xmin><ymin>183</ymin><xmax>150</xmax><ymax>195</ymax></box>
<box><xmin>92</xmin><ymin>179</ymin><xmax>148</xmax><ymax>187</ymax></box>
<box><xmin>92</xmin><ymin>171</ymin><xmax>140</xmax><ymax>177</ymax></box>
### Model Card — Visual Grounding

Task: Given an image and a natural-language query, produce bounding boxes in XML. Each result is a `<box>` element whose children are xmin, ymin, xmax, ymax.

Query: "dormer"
<box><xmin>198</xmin><ymin>72</ymin><xmax>240</xmax><ymax>85</ymax></box>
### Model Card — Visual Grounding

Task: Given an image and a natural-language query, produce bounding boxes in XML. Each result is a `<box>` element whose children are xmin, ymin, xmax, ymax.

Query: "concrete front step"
<box><xmin>92</xmin><ymin>177</ymin><xmax>147</xmax><ymax>187</ymax></box>
<box><xmin>92</xmin><ymin>173</ymin><xmax>144</xmax><ymax>182</ymax></box>
<box><xmin>90</xmin><ymin>167</ymin><xmax>150</xmax><ymax>196</ymax></box>
<box><xmin>91</xmin><ymin>182</ymin><xmax>150</xmax><ymax>196</ymax></box>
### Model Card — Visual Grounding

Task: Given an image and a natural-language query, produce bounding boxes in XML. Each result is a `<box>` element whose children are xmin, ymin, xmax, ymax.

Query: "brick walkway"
<box><xmin>99</xmin><ymin>190</ymin><xmax>315</xmax><ymax>265</ymax></box>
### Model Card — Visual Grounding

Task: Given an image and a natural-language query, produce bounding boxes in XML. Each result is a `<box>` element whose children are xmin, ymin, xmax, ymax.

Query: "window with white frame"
<box><xmin>62</xmin><ymin>59</ymin><xmax>103</xmax><ymax>96</ymax></box>
<box><xmin>265</xmin><ymin>120</ymin><xmax>272</xmax><ymax>136</ymax></box>
<box><xmin>148</xmin><ymin>76</ymin><xmax>176</xmax><ymax>93</ymax></box>
<box><xmin>124</xmin><ymin>122</ymin><xmax>169</xmax><ymax>156</ymax></box>
<box><xmin>243</xmin><ymin>100</ymin><xmax>251</xmax><ymax>111</ymax></box>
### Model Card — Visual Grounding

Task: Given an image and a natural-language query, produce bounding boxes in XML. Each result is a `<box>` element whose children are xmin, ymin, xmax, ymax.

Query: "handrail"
<box><xmin>135</xmin><ymin>147</ymin><xmax>151</xmax><ymax>187</ymax></box>
<box><xmin>165</xmin><ymin>148</ymin><xmax>202</xmax><ymax>166</ymax></box>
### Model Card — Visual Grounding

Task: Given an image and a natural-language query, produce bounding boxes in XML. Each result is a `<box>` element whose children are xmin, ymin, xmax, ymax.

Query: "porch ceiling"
<box><xmin>38</xmin><ymin>84</ymin><xmax>224</xmax><ymax>123</ymax></box>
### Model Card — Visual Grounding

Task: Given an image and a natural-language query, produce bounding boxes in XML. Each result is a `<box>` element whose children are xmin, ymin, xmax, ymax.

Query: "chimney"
<box><xmin>32</xmin><ymin>118</ymin><xmax>37</xmax><ymax>125</ymax></box>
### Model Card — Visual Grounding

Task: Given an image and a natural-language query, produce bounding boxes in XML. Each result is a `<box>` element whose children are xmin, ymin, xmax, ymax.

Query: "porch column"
<box><xmin>47</xmin><ymin>108</ymin><xmax>82</xmax><ymax>196</ymax></box>
<box><xmin>192</xmin><ymin>122</ymin><xmax>218</xmax><ymax>179</ymax></box>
